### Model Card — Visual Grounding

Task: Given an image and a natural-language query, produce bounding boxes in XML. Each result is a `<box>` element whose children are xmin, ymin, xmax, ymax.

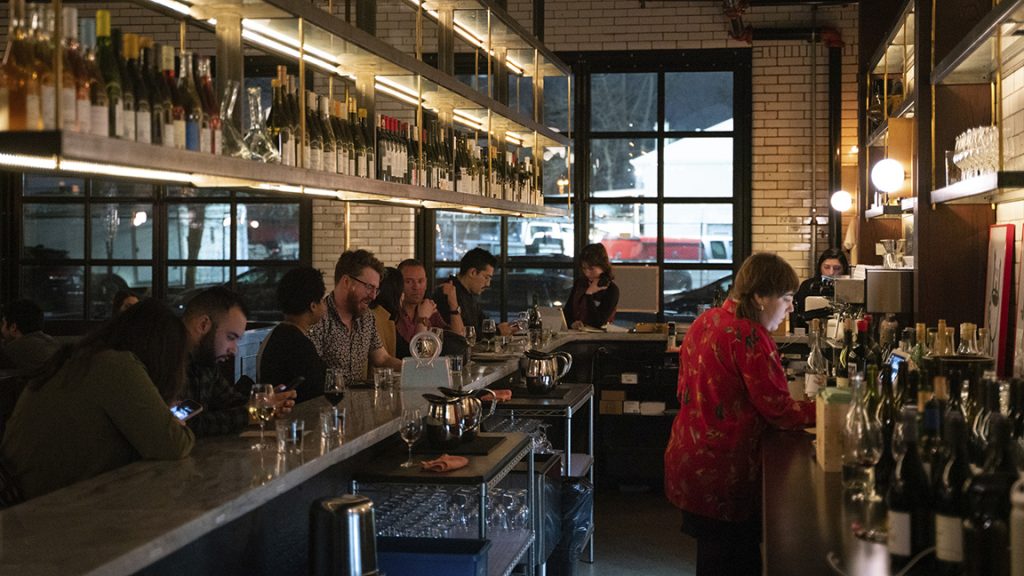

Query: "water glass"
<box><xmin>319</xmin><ymin>406</ymin><xmax>345</xmax><ymax>441</ymax></box>
<box><xmin>447</xmin><ymin>355</ymin><xmax>465</xmax><ymax>374</ymax></box>
<box><xmin>275</xmin><ymin>418</ymin><xmax>305</xmax><ymax>454</ymax></box>
<box><xmin>373</xmin><ymin>367</ymin><xmax>393</xmax><ymax>389</ymax></box>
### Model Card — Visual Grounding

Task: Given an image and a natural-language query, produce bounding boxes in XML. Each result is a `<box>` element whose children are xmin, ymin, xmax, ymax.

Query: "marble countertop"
<box><xmin>0</xmin><ymin>330</ymin><xmax>666</xmax><ymax>576</ymax></box>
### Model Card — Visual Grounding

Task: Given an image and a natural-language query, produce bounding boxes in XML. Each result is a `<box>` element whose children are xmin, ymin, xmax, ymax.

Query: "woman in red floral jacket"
<box><xmin>664</xmin><ymin>252</ymin><xmax>816</xmax><ymax>575</ymax></box>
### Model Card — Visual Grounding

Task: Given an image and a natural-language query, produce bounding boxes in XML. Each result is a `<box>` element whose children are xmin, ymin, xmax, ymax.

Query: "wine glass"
<box><xmin>324</xmin><ymin>368</ymin><xmax>346</xmax><ymax>406</ymax></box>
<box><xmin>399</xmin><ymin>409</ymin><xmax>423</xmax><ymax>468</ymax></box>
<box><xmin>465</xmin><ymin>326</ymin><xmax>477</xmax><ymax>348</ymax></box>
<box><xmin>247</xmin><ymin>384</ymin><xmax>276</xmax><ymax>450</ymax></box>
<box><xmin>481</xmin><ymin>319</ymin><xmax>497</xmax><ymax>350</ymax></box>
<box><xmin>842</xmin><ymin>378</ymin><xmax>883</xmax><ymax>503</ymax></box>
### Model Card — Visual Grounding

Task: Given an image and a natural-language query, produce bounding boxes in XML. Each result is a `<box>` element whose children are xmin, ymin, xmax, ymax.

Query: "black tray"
<box><xmin>413</xmin><ymin>434</ymin><xmax>504</xmax><ymax>456</ymax></box>
<box><xmin>509</xmin><ymin>386</ymin><xmax>571</xmax><ymax>400</ymax></box>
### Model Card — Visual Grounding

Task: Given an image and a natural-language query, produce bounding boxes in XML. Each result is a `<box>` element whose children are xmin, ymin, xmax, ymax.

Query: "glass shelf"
<box><xmin>929</xmin><ymin>171</ymin><xmax>1024</xmax><ymax>204</ymax></box>
<box><xmin>932</xmin><ymin>0</ymin><xmax>1024</xmax><ymax>85</ymax></box>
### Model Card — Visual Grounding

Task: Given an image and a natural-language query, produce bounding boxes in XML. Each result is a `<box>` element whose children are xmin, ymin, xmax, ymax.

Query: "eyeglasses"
<box><xmin>347</xmin><ymin>274</ymin><xmax>379</xmax><ymax>294</ymax></box>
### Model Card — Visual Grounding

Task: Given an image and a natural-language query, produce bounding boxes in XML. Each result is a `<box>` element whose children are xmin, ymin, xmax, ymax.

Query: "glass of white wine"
<box><xmin>399</xmin><ymin>409</ymin><xmax>423</xmax><ymax>468</ymax></box>
<box><xmin>248</xmin><ymin>384</ymin><xmax>276</xmax><ymax>450</ymax></box>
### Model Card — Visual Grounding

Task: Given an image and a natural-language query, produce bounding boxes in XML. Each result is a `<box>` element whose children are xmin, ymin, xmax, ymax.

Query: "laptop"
<box><xmin>538</xmin><ymin>306</ymin><xmax>569</xmax><ymax>332</ymax></box>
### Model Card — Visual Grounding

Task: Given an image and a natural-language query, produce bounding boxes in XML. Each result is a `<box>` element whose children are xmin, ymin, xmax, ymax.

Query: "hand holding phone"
<box><xmin>277</xmin><ymin>376</ymin><xmax>305</xmax><ymax>393</ymax></box>
<box><xmin>170</xmin><ymin>399</ymin><xmax>204</xmax><ymax>421</ymax></box>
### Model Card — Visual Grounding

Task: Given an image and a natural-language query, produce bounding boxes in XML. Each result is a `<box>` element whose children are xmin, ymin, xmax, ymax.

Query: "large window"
<box><xmin>14</xmin><ymin>173</ymin><xmax>309</xmax><ymax>322</ymax></box>
<box><xmin>427</xmin><ymin>50</ymin><xmax>750</xmax><ymax>324</ymax></box>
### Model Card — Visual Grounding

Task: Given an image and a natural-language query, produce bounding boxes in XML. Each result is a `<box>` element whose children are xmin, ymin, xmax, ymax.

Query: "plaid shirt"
<box><xmin>185</xmin><ymin>361</ymin><xmax>249</xmax><ymax>438</ymax></box>
<box><xmin>309</xmin><ymin>294</ymin><xmax>383</xmax><ymax>383</ymax></box>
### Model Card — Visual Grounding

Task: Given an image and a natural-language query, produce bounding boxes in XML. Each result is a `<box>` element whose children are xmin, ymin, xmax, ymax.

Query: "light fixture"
<box><xmin>133</xmin><ymin>211</ymin><xmax>149</xmax><ymax>227</ymax></box>
<box><xmin>504</xmin><ymin>133</ymin><xmax>524</xmax><ymax>146</ymax></box>
<box><xmin>144</xmin><ymin>0</ymin><xmax>191</xmax><ymax>16</ymax></box>
<box><xmin>240</xmin><ymin>29</ymin><xmax>340</xmax><ymax>76</ymax></box>
<box><xmin>453</xmin><ymin>110</ymin><xmax>485</xmax><ymax>131</ymax></box>
<box><xmin>871</xmin><ymin>158</ymin><xmax>906</xmax><ymax>193</ymax></box>
<box><xmin>374</xmin><ymin>82</ymin><xmax>424</xmax><ymax>107</ymax></box>
<box><xmin>61</xmin><ymin>160</ymin><xmax>194</xmax><ymax>183</ymax></box>
<box><xmin>249</xmin><ymin>220</ymin><xmax>260</xmax><ymax>229</ymax></box>
<box><xmin>0</xmin><ymin>153</ymin><xmax>58</xmax><ymax>171</ymax></box>
<box><xmin>830</xmin><ymin>189</ymin><xmax>853</xmax><ymax>212</ymax></box>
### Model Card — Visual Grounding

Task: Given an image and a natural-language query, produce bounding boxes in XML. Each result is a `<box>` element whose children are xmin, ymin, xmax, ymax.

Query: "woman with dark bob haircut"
<box><xmin>258</xmin><ymin>266</ymin><xmax>328</xmax><ymax>402</ymax></box>
<box><xmin>1</xmin><ymin>299</ymin><xmax>195</xmax><ymax>501</ymax></box>
<box><xmin>792</xmin><ymin>247</ymin><xmax>850</xmax><ymax>332</ymax></box>
<box><xmin>664</xmin><ymin>253</ymin><xmax>815</xmax><ymax>575</ymax></box>
<box><xmin>564</xmin><ymin>243</ymin><xmax>619</xmax><ymax>329</ymax></box>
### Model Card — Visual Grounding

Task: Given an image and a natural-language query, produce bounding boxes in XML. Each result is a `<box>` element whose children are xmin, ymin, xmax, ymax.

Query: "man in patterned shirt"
<box><xmin>182</xmin><ymin>287</ymin><xmax>296</xmax><ymax>437</ymax></box>
<box><xmin>310</xmin><ymin>250</ymin><xmax>402</xmax><ymax>384</ymax></box>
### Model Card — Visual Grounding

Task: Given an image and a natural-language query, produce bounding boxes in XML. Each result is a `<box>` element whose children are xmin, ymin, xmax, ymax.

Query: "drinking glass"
<box><xmin>465</xmin><ymin>326</ymin><xmax>477</xmax><ymax>348</ymax></box>
<box><xmin>842</xmin><ymin>375</ymin><xmax>883</xmax><ymax>502</ymax></box>
<box><xmin>247</xmin><ymin>384</ymin><xmax>276</xmax><ymax>450</ymax></box>
<box><xmin>481</xmin><ymin>319</ymin><xmax>497</xmax><ymax>350</ymax></box>
<box><xmin>399</xmin><ymin>409</ymin><xmax>423</xmax><ymax>468</ymax></box>
<box><xmin>324</xmin><ymin>368</ymin><xmax>346</xmax><ymax>406</ymax></box>
<box><xmin>373</xmin><ymin>367</ymin><xmax>393</xmax><ymax>389</ymax></box>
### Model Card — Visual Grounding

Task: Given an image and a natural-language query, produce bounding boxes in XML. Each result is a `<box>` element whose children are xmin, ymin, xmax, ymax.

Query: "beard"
<box><xmin>194</xmin><ymin>328</ymin><xmax>219</xmax><ymax>367</ymax></box>
<box><xmin>347</xmin><ymin>286</ymin><xmax>370</xmax><ymax>314</ymax></box>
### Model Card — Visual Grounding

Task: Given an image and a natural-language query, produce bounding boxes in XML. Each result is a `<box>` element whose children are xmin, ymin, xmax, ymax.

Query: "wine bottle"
<box><xmin>934</xmin><ymin>411</ymin><xmax>971</xmax><ymax>576</ymax></box>
<box><xmin>319</xmin><ymin>94</ymin><xmax>336</xmax><ymax>174</ymax></box>
<box><xmin>141</xmin><ymin>38</ymin><xmax>170</xmax><ymax>148</ymax></box>
<box><xmin>79</xmin><ymin>18</ymin><xmax>109</xmax><ymax>138</ymax></box>
<box><xmin>805</xmin><ymin>318</ymin><xmax>827</xmax><ymax>398</ymax></box>
<box><xmin>887</xmin><ymin>405</ymin><xmax>934</xmax><ymax>573</ymax></box>
<box><xmin>177</xmin><ymin>50</ymin><xmax>202</xmax><ymax>151</ymax></box>
<box><xmin>159</xmin><ymin>44</ymin><xmax>184</xmax><ymax>149</ymax></box>
<box><xmin>60</xmin><ymin>7</ymin><xmax>89</xmax><ymax>134</ymax></box>
<box><xmin>971</xmin><ymin>372</ymin><xmax>1001</xmax><ymax>468</ymax></box>
<box><xmin>196</xmin><ymin>55</ymin><xmax>219</xmax><ymax>155</ymax></box>
<box><xmin>2</xmin><ymin>0</ymin><xmax>42</xmax><ymax>131</ymax></box>
<box><xmin>963</xmin><ymin>414</ymin><xmax>1017</xmax><ymax>576</ymax></box>
<box><xmin>358</xmin><ymin>106</ymin><xmax>374</xmax><ymax>179</ymax></box>
<box><xmin>1009</xmin><ymin>378</ymin><xmax>1024</xmax><ymax>467</ymax></box>
<box><xmin>303</xmin><ymin>90</ymin><xmax>322</xmax><ymax>170</ymax></box>
<box><xmin>921</xmin><ymin>375</ymin><xmax>948</xmax><ymax>483</ymax></box>
<box><xmin>331</xmin><ymin>98</ymin><xmax>349</xmax><ymax>174</ymax></box>
<box><xmin>111</xmin><ymin>28</ymin><xmax>135</xmax><ymax>141</ymax></box>
<box><xmin>95</xmin><ymin>10</ymin><xmax>123</xmax><ymax>138</ymax></box>
<box><xmin>837</xmin><ymin>319</ymin><xmax>854</xmax><ymax>388</ymax></box>
<box><xmin>874</xmin><ymin>363</ymin><xmax>897</xmax><ymax>496</ymax></box>
<box><xmin>1010</xmin><ymin>477</ymin><xmax>1023</xmax><ymax>576</ymax></box>
<box><xmin>124</xmin><ymin>33</ymin><xmax>150</xmax><ymax>144</ymax></box>
<box><xmin>30</xmin><ymin>5</ymin><xmax>56</xmax><ymax>130</ymax></box>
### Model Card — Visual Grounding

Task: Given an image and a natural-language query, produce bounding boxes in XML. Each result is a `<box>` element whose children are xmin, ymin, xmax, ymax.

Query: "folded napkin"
<box><xmin>482</xmin><ymin>389</ymin><xmax>513</xmax><ymax>402</ymax></box>
<box><xmin>420</xmin><ymin>454</ymin><xmax>469</xmax><ymax>472</ymax></box>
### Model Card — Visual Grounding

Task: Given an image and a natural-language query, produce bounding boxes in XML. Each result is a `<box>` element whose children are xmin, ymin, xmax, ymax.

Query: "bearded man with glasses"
<box><xmin>310</xmin><ymin>250</ymin><xmax>403</xmax><ymax>384</ymax></box>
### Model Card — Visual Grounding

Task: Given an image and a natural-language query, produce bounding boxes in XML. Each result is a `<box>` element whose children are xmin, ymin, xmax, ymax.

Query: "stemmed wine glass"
<box><xmin>465</xmin><ymin>326</ymin><xmax>477</xmax><ymax>348</ymax></box>
<box><xmin>324</xmin><ymin>368</ymin><xmax>346</xmax><ymax>406</ymax></box>
<box><xmin>481</xmin><ymin>319</ymin><xmax>497</xmax><ymax>351</ymax></box>
<box><xmin>399</xmin><ymin>409</ymin><xmax>423</xmax><ymax>468</ymax></box>
<box><xmin>247</xmin><ymin>384</ymin><xmax>276</xmax><ymax>450</ymax></box>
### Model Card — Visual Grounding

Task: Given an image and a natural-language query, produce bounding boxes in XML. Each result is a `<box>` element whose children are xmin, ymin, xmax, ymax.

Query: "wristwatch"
<box><xmin>450</xmin><ymin>306</ymin><xmax>462</xmax><ymax>315</ymax></box>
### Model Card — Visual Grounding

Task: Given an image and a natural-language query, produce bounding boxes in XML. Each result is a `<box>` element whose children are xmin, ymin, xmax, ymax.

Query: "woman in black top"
<box><xmin>564</xmin><ymin>243</ymin><xmax>620</xmax><ymax>329</ymax></box>
<box><xmin>791</xmin><ymin>247</ymin><xmax>849</xmax><ymax>332</ymax></box>
<box><xmin>258</xmin><ymin>267</ymin><xmax>327</xmax><ymax>402</ymax></box>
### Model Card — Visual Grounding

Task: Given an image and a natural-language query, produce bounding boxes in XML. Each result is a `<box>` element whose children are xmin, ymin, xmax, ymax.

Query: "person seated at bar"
<box><xmin>0</xmin><ymin>299</ymin><xmax>195</xmax><ymax>501</ymax></box>
<box><xmin>182</xmin><ymin>287</ymin><xmax>295</xmax><ymax>437</ymax></box>
<box><xmin>257</xmin><ymin>267</ymin><xmax>327</xmax><ymax>403</ymax></box>
<box><xmin>664</xmin><ymin>252</ymin><xmax>816</xmax><ymax>576</ymax></box>
<box><xmin>433</xmin><ymin>247</ymin><xmax>511</xmax><ymax>336</ymax></box>
<box><xmin>791</xmin><ymin>247</ymin><xmax>849</xmax><ymax>332</ymax></box>
<box><xmin>370</xmin><ymin>267</ymin><xmax>402</xmax><ymax>359</ymax></box>
<box><xmin>0</xmin><ymin>299</ymin><xmax>61</xmax><ymax>373</ymax></box>
<box><xmin>111</xmin><ymin>290</ymin><xmax>140</xmax><ymax>318</ymax></box>
<box><xmin>563</xmin><ymin>243</ymin><xmax>620</xmax><ymax>330</ymax></box>
<box><xmin>394</xmin><ymin>259</ymin><xmax>465</xmax><ymax>358</ymax></box>
<box><xmin>310</xmin><ymin>250</ymin><xmax>402</xmax><ymax>384</ymax></box>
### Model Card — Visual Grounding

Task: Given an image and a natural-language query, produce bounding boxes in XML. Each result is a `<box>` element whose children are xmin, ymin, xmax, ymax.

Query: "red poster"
<box><xmin>986</xmin><ymin>224</ymin><xmax>1014</xmax><ymax>376</ymax></box>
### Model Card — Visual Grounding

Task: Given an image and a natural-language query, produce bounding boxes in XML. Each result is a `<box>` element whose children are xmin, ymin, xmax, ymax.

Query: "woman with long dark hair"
<box><xmin>1</xmin><ymin>299</ymin><xmax>195</xmax><ymax>500</ymax></box>
<box><xmin>564</xmin><ymin>243</ymin><xmax>620</xmax><ymax>329</ymax></box>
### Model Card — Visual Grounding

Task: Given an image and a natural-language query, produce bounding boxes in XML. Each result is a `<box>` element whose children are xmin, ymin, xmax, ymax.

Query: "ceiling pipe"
<box><xmin>721</xmin><ymin>0</ymin><xmax>845</xmax><ymax>46</ymax></box>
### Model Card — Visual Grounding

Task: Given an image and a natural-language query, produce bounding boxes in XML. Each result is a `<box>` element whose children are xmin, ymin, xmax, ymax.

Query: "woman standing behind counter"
<box><xmin>564</xmin><ymin>243</ymin><xmax>619</xmax><ymax>329</ymax></box>
<box><xmin>664</xmin><ymin>252</ymin><xmax>815</xmax><ymax>575</ymax></box>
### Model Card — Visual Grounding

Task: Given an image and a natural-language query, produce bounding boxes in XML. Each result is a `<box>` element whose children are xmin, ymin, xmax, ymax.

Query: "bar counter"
<box><xmin>0</xmin><ymin>331</ymin><xmax>666</xmax><ymax>576</ymax></box>
<box><xmin>763</xmin><ymin>430</ymin><xmax>889</xmax><ymax>575</ymax></box>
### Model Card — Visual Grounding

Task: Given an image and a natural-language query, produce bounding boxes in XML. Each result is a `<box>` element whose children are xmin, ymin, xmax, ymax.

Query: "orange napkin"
<box><xmin>420</xmin><ymin>454</ymin><xmax>469</xmax><ymax>472</ymax></box>
<box><xmin>482</xmin><ymin>389</ymin><xmax>513</xmax><ymax>402</ymax></box>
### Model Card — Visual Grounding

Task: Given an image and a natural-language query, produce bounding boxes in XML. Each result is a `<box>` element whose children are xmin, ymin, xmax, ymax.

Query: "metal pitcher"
<box><xmin>438</xmin><ymin>387</ymin><xmax>497</xmax><ymax>442</ymax></box>
<box><xmin>422</xmin><ymin>393</ymin><xmax>465</xmax><ymax>449</ymax></box>
<box><xmin>520</xmin><ymin>349</ymin><xmax>572</xmax><ymax>395</ymax></box>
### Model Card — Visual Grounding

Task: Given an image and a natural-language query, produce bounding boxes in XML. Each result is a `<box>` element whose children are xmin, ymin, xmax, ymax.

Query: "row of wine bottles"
<box><xmin>845</xmin><ymin>367</ymin><xmax>1024</xmax><ymax>574</ymax></box>
<box><xmin>0</xmin><ymin>1</ymin><xmax>543</xmax><ymax>204</ymax></box>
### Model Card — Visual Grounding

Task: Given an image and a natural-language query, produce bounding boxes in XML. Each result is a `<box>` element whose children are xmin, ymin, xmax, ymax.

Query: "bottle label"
<box><xmin>123</xmin><ymin>109</ymin><xmax>137</xmax><ymax>141</ymax></box>
<box><xmin>323</xmin><ymin>149</ymin><xmax>336</xmax><ymax>173</ymax></box>
<box><xmin>61</xmin><ymin>88</ymin><xmax>77</xmax><ymax>131</ymax></box>
<box><xmin>76</xmin><ymin>98</ymin><xmax>90</xmax><ymax>135</ymax></box>
<box><xmin>887</xmin><ymin>510</ymin><xmax>911</xmax><ymax>556</ymax></box>
<box><xmin>212</xmin><ymin>128</ymin><xmax>221</xmax><ymax>155</ymax></box>
<box><xmin>185</xmin><ymin>120</ymin><xmax>200</xmax><ymax>151</ymax></box>
<box><xmin>804</xmin><ymin>373</ymin><xmax>825</xmax><ymax>397</ymax></box>
<box><xmin>0</xmin><ymin>88</ymin><xmax>8</xmax><ymax>131</ymax></box>
<box><xmin>303</xmin><ymin>144</ymin><xmax>312</xmax><ymax>169</ymax></box>
<box><xmin>173</xmin><ymin>119</ymin><xmax>186</xmax><ymax>149</ymax></box>
<box><xmin>163</xmin><ymin>122</ymin><xmax>176</xmax><ymax>148</ymax></box>
<box><xmin>836</xmin><ymin>376</ymin><xmax>850</xmax><ymax>389</ymax></box>
<box><xmin>935</xmin><ymin>513</ymin><xmax>963</xmax><ymax>562</ymax></box>
<box><xmin>200</xmin><ymin>127</ymin><xmax>211</xmax><ymax>155</ymax></box>
<box><xmin>26</xmin><ymin>94</ymin><xmax>41</xmax><ymax>131</ymax></box>
<box><xmin>112</xmin><ymin>105</ymin><xmax>124</xmax><ymax>138</ymax></box>
<box><xmin>136</xmin><ymin>112</ymin><xmax>152</xmax><ymax>144</ymax></box>
<box><xmin>91</xmin><ymin>105</ymin><xmax>109</xmax><ymax>137</ymax></box>
<box><xmin>41</xmin><ymin>86</ymin><xmax>56</xmax><ymax>130</ymax></box>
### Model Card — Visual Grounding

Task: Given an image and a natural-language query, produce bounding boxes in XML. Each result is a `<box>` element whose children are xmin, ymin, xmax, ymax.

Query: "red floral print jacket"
<box><xmin>664</xmin><ymin>299</ymin><xmax>815</xmax><ymax>522</ymax></box>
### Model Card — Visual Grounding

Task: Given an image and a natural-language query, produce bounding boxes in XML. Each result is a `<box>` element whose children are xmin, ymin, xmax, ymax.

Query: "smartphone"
<box><xmin>277</xmin><ymin>376</ymin><xmax>305</xmax><ymax>393</ymax></box>
<box><xmin>170</xmin><ymin>399</ymin><xmax>204</xmax><ymax>422</ymax></box>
